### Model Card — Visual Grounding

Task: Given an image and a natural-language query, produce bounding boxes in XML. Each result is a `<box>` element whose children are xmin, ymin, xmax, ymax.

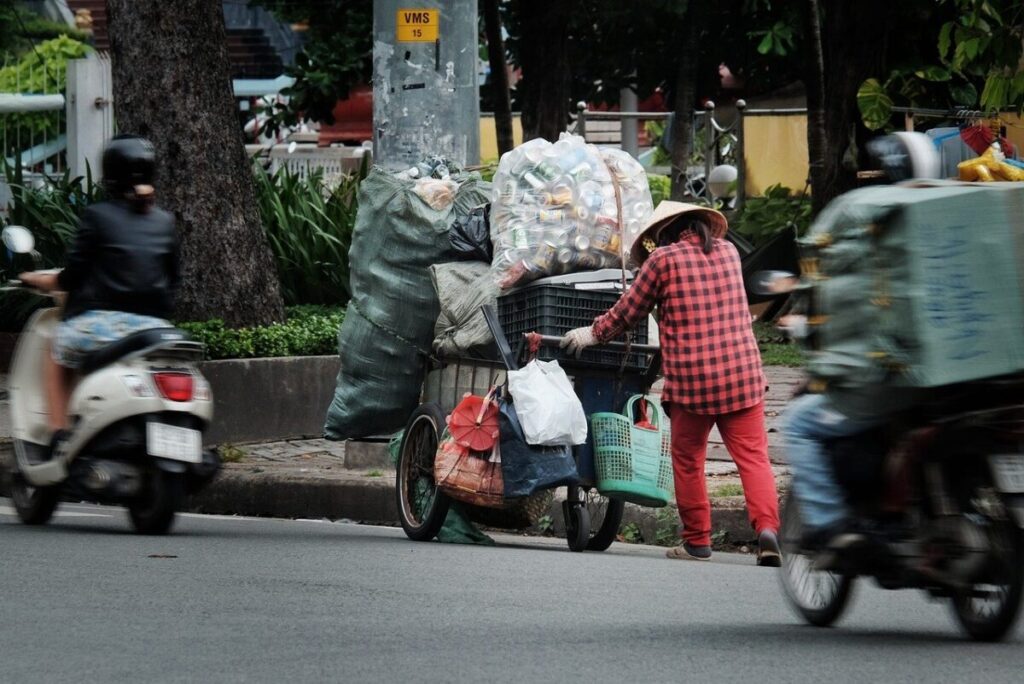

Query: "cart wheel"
<box><xmin>563</xmin><ymin>500</ymin><xmax>591</xmax><ymax>553</ymax></box>
<box><xmin>395</xmin><ymin>403</ymin><xmax>451</xmax><ymax>541</ymax></box>
<box><xmin>582</xmin><ymin>489</ymin><xmax>625</xmax><ymax>552</ymax></box>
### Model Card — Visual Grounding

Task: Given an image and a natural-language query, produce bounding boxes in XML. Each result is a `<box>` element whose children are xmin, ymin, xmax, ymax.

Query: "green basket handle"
<box><xmin>623</xmin><ymin>394</ymin><xmax>666</xmax><ymax>431</ymax></box>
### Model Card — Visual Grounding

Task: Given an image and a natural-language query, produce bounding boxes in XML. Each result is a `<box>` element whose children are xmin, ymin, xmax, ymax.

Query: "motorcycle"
<box><xmin>2</xmin><ymin>225</ymin><xmax>220</xmax><ymax>534</ymax></box>
<box><xmin>758</xmin><ymin>270</ymin><xmax>1024</xmax><ymax>642</ymax></box>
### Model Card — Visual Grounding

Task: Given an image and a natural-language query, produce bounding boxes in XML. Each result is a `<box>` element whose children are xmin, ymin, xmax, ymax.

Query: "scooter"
<box><xmin>2</xmin><ymin>225</ymin><xmax>220</xmax><ymax>534</ymax></box>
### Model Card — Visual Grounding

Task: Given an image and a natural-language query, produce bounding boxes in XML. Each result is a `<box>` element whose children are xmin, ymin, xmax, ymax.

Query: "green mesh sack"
<box><xmin>324</xmin><ymin>168</ymin><xmax>491</xmax><ymax>439</ymax></box>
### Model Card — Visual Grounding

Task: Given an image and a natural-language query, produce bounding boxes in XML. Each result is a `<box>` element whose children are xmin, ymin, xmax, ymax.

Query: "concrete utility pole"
<box><xmin>372</xmin><ymin>0</ymin><xmax>480</xmax><ymax>170</ymax></box>
<box><xmin>620</xmin><ymin>85</ymin><xmax>638</xmax><ymax>159</ymax></box>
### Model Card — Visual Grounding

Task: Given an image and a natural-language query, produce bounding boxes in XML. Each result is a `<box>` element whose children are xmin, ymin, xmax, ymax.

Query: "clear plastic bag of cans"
<box><xmin>489</xmin><ymin>133</ymin><xmax>654</xmax><ymax>289</ymax></box>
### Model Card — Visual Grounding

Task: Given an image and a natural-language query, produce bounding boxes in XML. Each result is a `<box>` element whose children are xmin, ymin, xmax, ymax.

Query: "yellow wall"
<box><xmin>1002</xmin><ymin>114</ymin><xmax>1024</xmax><ymax>155</ymax></box>
<box><xmin>733</xmin><ymin>112</ymin><xmax>1024</xmax><ymax>198</ymax></box>
<box><xmin>743</xmin><ymin>114</ymin><xmax>810</xmax><ymax>196</ymax></box>
<box><xmin>479</xmin><ymin>113</ymin><xmax>1024</xmax><ymax>194</ymax></box>
<box><xmin>479</xmin><ymin>116</ymin><xmax>524</xmax><ymax>162</ymax></box>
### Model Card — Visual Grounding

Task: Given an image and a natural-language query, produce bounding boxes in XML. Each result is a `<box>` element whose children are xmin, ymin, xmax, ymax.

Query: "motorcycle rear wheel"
<box><xmin>950</xmin><ymin>523</ymin><xmax>1024</xmax><ymax>642</ymax></box>
<box><xmin>778</xmin><ymin>491</ymin><xmax>855</xmax><ymax>627</ymax></box>
<box><xmin>128</xmin><ymin>470</ymin><xmax>184</xmax><ymax>535</ymax></box>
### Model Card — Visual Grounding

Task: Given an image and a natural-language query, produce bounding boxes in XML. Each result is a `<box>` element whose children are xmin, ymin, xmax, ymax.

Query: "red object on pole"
<box><xmin>447</xmin><ymin>391</ymin><xmax>501</xmax><ymax>452</ymax></box>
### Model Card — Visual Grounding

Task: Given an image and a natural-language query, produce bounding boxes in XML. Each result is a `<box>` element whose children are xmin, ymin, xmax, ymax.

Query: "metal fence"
<box><xmin>0</xmin><ymin>51</ymin><xmax>68</xmax><ymax>177</ymax></box>
<box><xmin>576</xmin><ymin>101</ymin><xmax>746</xmax><ymax>207</ymax></box>
<box><xmin>576</xmin><ymin>101</ymin><xmax>814</xmax><ymax>210</ymax></box>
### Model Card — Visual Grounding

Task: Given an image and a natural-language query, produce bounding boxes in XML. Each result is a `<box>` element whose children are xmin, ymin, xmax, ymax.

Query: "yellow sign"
<box><xmin>397</xmin><ymin>8</ymin><xmax>439</xmax><ymax>42</ymax></box>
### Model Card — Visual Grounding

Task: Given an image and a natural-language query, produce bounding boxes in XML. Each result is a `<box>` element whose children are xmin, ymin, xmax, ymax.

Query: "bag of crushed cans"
<box><xmin>489</xmin><ymin>134</ymin><xmax>654</xmax><ymax>289</ymax></box>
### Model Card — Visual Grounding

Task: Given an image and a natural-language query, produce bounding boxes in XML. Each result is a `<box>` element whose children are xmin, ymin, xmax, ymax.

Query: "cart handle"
<box><xmin>480</xmin><ymin>304</ymin><xmax>519</xmax><ymax>371</ymax></box>
<box><xmin>530</xmin><ymin>334</ymin><xmax>660</xmax><ymax>354</ymax></box>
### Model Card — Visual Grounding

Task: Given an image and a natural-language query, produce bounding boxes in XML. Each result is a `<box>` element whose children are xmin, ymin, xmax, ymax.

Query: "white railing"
<box><xmin>263</xmin><ymin>144</ymin><xmax>372</xmax><ymax>178</ymax></box>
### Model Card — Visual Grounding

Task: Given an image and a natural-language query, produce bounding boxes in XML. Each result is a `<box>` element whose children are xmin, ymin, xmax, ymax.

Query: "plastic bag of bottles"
<box><xmin>489</xmin><ymin>134</ymin><xmax>654</xmax><ymax>289</ymax></box>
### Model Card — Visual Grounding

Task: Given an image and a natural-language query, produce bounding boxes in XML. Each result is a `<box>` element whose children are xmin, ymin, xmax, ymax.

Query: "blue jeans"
<box><xmin>53</xmin><ymin>310</ymin><xmax>170</xmax><ymax>369</ymax></box>
<box><xmin>782</xmin><ymin>393</ymin><xmax>882</xmax><ymax>531</ymax></box>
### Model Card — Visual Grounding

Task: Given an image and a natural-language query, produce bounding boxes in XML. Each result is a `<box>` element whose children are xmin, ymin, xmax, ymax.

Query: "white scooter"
<box><xmin>2</xmin><ymin>225</ymin><xmax>220</xmax><ymax>534</ymax></box>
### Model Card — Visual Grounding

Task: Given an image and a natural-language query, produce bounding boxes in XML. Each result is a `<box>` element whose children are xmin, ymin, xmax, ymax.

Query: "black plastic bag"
<box><xmin>498</xmin><ymin>400</ymin><xmax>579</xmax><ymax>498</ymax></box>
<box><xmin>449</xmin><ymin>204</ymin><xmax>493</xmax><ymax>262</ymax></box>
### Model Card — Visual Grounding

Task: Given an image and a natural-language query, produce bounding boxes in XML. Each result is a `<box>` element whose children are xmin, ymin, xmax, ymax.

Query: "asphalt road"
<box><xmin>2</xmin><ymin>501</ymin><xmax>1022</xmax><ymax>683</ymax></box>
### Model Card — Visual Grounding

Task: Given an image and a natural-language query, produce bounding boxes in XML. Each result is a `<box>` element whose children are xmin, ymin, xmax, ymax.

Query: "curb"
<box><xmin>186</xmin><ymin>471</ymin><xmax>397</xmax><ymax>523</ymax></box>
<box><xmin>1</xmin><ymin>442</ymin><xmax>764</xmax><ymax>547</ymax></box>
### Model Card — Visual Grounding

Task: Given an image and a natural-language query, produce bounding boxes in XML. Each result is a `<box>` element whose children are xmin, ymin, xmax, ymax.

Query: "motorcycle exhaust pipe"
<box><xmin>83</xmin><ymin>462</ymin><xmax>113</xmax><ymax>492</ymax></box>
<box><xmin>81</xmin><ymin>461</ymin><xmax>143</xmax><ymax>497</ymax></box>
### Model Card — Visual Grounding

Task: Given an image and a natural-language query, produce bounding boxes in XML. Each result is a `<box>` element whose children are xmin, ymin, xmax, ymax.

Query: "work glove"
<box><xmin>560</xmin><ymin>326</ymin><xmax>597</xmax><ymax>357</ymax></box>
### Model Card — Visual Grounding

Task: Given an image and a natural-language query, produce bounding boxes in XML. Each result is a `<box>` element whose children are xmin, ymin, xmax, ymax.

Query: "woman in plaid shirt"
<box><xmin>562</xmin><ymin>202</ymin><xmax>781</xmax><ymax>566</ymax></box>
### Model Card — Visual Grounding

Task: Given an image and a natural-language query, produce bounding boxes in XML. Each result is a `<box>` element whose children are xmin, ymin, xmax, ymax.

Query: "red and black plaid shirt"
<box><xmin>593</xmin><ymin>231</ymin><xmax>765</xmax><ymax>415</ymax></box>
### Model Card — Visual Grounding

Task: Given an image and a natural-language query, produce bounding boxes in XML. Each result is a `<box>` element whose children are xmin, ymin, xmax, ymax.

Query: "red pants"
<box><xmin>669</xmin><ymin>401</ymin><xmax>780</xmax><ymax>547</ymax></box>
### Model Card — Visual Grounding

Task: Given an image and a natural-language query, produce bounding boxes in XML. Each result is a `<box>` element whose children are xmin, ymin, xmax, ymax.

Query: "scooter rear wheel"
<box><xmin>8</xmin><ymin>469</ymin><xmax>60</xmax><ymax>525</ymax></box>
<box><xmin>128</xmin><ymin>470</ymin><xmax>184</xmax><ymax>535</ymax></box>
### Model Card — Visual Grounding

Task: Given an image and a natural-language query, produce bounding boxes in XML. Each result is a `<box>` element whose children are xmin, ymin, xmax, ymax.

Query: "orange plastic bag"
<box><xmin>434</xmin><ymin>430</ymin><xmax>506</xmax><ymax>508</ymax></box>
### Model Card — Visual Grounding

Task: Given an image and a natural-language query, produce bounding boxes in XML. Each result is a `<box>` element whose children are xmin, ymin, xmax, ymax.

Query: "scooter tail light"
<box><xmin>193</xmin><ymin>376</ymin><xmax>212</xmax><ymax>402</ymax></box>
<box><xmin>152</xmin><ymin>372</ymin><xmax>194</xmax><ymax>402</ymax></box>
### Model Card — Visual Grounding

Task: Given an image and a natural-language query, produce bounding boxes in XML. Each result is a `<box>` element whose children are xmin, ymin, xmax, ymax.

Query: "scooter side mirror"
<box><xmin>2</xmin><ymin>225</ymin><xmax>35</xmax><ymax>254</ymax></box>
<box><xmin>752</xmin><ymin>270</ymin><xmax>800</xmax><ymax>296</ymax></box>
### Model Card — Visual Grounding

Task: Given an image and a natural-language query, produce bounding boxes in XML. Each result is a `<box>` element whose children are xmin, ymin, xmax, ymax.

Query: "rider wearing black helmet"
<box><xmin>19</xmin><ymin>135</ymin><xmax>180</xmax><ymax>451</ymax></box>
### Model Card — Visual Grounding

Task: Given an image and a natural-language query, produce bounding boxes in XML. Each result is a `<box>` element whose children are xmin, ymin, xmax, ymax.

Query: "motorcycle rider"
<box><xmin>782</xmin><ymin>132</ymin><xmax>939</xmax><ymax>550</ymax></box>
<box><xmin>18</xmin><ymin>135</ymin><xmax>180</xmax><ymax>456</ymax></box>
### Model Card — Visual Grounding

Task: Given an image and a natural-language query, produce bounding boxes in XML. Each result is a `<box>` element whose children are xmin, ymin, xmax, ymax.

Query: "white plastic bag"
<box><xmin>507</xmin><ymin>359</ymin><xmax>588</xmax><ymax>446</ymax></box>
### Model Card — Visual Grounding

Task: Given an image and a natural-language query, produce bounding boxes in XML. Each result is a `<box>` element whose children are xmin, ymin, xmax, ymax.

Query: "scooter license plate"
<box><xmin>147</xmin><ymin>422</ymin><xmax>202</xmax><ymax>464</ymax></box>
<box><xmin>989</xmin><ymin>454</ymin><xmax>1024</xmax><ymax>493</ymax></box>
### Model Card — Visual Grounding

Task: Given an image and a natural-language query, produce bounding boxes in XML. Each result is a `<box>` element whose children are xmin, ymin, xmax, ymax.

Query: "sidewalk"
<box><xmin>654</xmin><ymin>365</ymin><xmax>800</xmax><ymax>464</ymax></box>
<box><xmin>1</xmin><ymin>367</ymin><xmax>797</xmax><ymax>547</ymax></box>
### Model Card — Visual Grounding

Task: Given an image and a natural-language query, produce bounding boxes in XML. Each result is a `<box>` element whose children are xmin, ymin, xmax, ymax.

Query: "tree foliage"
<box><xmin>0</xmin><ymin>36</ymin><xmax>89</xmax><ymax>145</ymax></box>
<box><xmin>251</xmin><ymin>0</ymin><xmax>372</xmax><ymax>134</ymax></box>
<box><xmin>857</xmin><ymin>0</ymin><xmax>1023</xmax><ymax>129</ymax></box>
<box><xmin>0</xmin><ymin>0</ymin><xmax>87</xmax><ymax>58</ymax></box>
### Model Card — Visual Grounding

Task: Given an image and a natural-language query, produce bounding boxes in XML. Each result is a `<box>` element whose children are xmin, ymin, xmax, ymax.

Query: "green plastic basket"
<box><xmin>591</xmin><ymin>396</ymin><xmax>674</xmax><ymax>508</ymax></box>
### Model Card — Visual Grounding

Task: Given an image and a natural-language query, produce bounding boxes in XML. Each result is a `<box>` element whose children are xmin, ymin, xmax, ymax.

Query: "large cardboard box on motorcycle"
<box><xmin>803</xmin><ymin>180</ymin><xmax>1024</xmax><ymax>389</ymax></box>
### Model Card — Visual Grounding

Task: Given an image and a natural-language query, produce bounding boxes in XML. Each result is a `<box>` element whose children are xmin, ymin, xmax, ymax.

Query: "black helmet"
<box><xmin>102</xmin><ymin>135</ymin><xmax>156</xmax><ymax>195</ymax></box>
<box><xmin>865</xmin><ymin>132</ymin><xmax>940</xmax><ymax>183</ymax></box>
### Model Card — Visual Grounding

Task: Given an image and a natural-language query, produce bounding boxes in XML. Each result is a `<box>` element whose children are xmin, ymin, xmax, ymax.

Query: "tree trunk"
<box><xmin>669</xmin><ymin>2</ymin><xmax>701</xmax><ymax>201</ymax></box>
<box><xmin>804</xmin><ymin>0</ymin><xmax>827</xmax><ymax>216</ymax></box>
<box><xmin>483</xmin><ymin>0</ymin><xmax>514</xmax><ymax>157</ymax></box>
<box><xmin>815</xmin><ymin>0</ymin><xmax>891</xmax><ymax>212</ymax></box>
<box><xmin>106</xmin><ymin>0</ymin><xmax>284</xmax><ymax>327</ymax></box>
<box><xmin>517</xmin><ymin>1</ymin><xmax>574</xmax><ymax>142</ymax></box>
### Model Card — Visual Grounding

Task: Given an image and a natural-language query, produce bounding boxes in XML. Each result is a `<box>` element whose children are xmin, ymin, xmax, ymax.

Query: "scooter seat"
<box><xmin>79</xmin><ymin>328</ymin><xmax>192</xmax><ymax>374</ymax></box>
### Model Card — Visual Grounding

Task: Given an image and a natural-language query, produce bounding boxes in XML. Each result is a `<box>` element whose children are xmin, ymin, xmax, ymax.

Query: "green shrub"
<box><xmin>477</xmin><ymin>158</ymin><xmax>499</xmax><ymax>183</ymax></box>
<box><xmin>255</xmin><ymin>164</ymin><xmax>364</xmax><ymax>308</ymax></box>
<box><xmin>1</xmin><ymin>5</ymin><xmax>88</xmax><ymax>56</ymax></box>
<box><xmin>733</xmin><ymin>184</ymin><xmax>811</xmax><ymax>247</ymax></box>
<box><xmin>647</xmin><ymin>173</ymin><xmax>670</xmax><ymax>207</ymax></box>
<box><xmin>0</xmin><ymin>164</ymin><xmax>105</xmax><ymax>331</ymax></box>
<box><xmin>178</xmin><ymin>306</ymin><xmax>344</xmax><ymax>360</ymax></box>
<box><xmin>0</xmin><ymin>36</ymin><xmax>89</xmax><ymax>152</ymax></box>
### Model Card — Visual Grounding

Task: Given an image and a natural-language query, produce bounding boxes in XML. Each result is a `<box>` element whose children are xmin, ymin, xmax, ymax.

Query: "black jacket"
<box><xmin>58</xmin><ymin>200</ymin><xmax>180</xmax><ymax>321</ymax></box>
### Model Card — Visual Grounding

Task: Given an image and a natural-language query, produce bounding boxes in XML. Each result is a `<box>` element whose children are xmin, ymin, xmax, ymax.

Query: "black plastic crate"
<box><xmin>498</xmin><ymin>283</ymin><xmax>651</xmax><ymax>371</ymax></box>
